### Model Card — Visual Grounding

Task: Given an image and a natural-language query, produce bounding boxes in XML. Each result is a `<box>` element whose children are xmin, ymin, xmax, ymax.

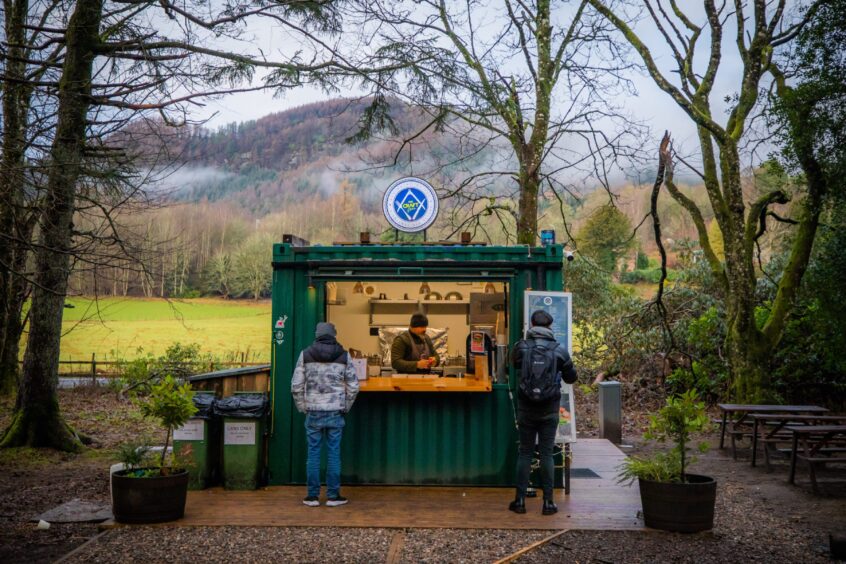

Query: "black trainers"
<box><xmin>542</xmin><ymin>499</ymin><xmax>558</xmax><ymax>515</ymax></box>
<box><xmin>326</xmin><ymin>496</ymin><xmax>348</xmax><ymax>507</ymax></box>
<box><xmin>508</xmin><ymin>498</ymin><xmax>526</xmax><ymax>514</ymax></box>
<box><xmin>302</xmin><ymin>496</ymin><xmax>320</xmax><ymax>507</ymax></box>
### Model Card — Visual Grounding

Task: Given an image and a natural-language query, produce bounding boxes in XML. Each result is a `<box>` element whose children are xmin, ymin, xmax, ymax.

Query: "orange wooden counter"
<box><xmin>358</xmin><ymin>375</ymin><xmax>492</xmax><ymax>392</ymax></box>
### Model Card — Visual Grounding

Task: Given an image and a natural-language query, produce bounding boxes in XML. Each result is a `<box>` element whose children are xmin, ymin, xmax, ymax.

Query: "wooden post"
<box><xmin>91</xmin><ymin>353</ymin><xmax>96</xmax><ymax>385</ymax></box>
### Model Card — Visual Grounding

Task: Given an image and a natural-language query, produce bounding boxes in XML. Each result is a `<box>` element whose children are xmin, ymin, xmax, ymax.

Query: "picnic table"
<box><xmin>786</xmin><ymin>424</ymin><xmax>846</xmax><ymax>492</ymax></box>
<box><xmin>716</xmin><ymin>404</ymin><xmax>829</xmax><ymax>458</ymax></box>
<box><xmin>749</xmin><ymin>414</ymin><xmax>846</xmax><ymax>469</ymax></box>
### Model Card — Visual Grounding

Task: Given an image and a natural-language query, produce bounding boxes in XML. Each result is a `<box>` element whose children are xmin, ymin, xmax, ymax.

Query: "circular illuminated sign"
<box><xmin>383</xmin><ymin>177</ymin><xmax>439</xmax><ymax>233</ymax></box>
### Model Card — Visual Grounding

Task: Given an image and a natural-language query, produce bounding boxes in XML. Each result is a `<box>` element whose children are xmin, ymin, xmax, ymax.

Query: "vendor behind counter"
<box><xmin>390</xmin><ymin>313</ymin><xmax>441</xmax><ymax>373</ymax></box>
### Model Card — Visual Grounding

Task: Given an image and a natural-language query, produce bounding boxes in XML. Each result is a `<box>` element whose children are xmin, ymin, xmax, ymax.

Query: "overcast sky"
<box><xmin>188</xmin><ymin>2</ymin><xmax>775</xmax><ymax>175</ymax></box>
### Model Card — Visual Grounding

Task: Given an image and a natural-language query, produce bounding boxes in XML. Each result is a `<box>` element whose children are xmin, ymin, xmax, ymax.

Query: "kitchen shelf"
<box><xmin>369</xmin><ymin>297</ymin><xmax>470</xmax><ymax>324</ymax></box>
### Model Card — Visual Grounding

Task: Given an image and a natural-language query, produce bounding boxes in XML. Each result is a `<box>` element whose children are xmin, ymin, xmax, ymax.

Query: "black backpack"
<box><xmin>519</xmin><ymin>339</ymin><xmax>560</xmax><ymax>402</ymax></box>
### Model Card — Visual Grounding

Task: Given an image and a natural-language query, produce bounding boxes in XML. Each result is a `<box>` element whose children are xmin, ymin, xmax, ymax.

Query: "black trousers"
<box><xmin>515</xmin><ymin>409</ymin><xmax>558</xmax><ymax>500</ymax></box>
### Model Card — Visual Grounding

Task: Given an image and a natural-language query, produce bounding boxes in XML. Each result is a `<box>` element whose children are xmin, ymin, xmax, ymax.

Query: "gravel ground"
<box><xmin>398</xmin><ymin>529</ymin><xmax>550</xmax><ymax>563</ymax></box>
<box><xmin>66</xmin><ymin>527</ymin><xmax>395</xmax><ymax>563</ymax></box>
<box><xmin>65</xmin><ymin>527</ymin><xmax>553</xmax><ymax>563</ymax></box>
<box><xmin>517</xmin><ymin>528</ymin><xmax>833</xmax><ymax>564</ymax></box>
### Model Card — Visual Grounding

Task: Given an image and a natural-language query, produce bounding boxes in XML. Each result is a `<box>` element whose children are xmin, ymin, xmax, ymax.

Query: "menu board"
<box><xmin>523</xmin><ymin>291</ymin><xmax>576</xmax><ymax>443</ymax></box>
<box><xmin>523</xmin><ymin>291</ymin><xmax>572</xmax><ymax>352</ymax></box>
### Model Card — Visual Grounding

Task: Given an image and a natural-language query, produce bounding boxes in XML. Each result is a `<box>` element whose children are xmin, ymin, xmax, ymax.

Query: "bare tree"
<box><xmin>587</xmin><ymin>0</ymin><xmax>829</xmax><ymax>401</ymax></box>
<box><xmin>341</xmin><ymin>0</ymin><xmax>645</xmax><ymax>244</ymax></box>
<box><xmin>0</xmin><ymin>0</ymin><xmax>358</xmax><ymax>450</ymax></box>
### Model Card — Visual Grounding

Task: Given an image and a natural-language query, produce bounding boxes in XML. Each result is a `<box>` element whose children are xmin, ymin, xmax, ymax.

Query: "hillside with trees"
<box><xmin>63</xmin><ymin>97</ymin><xmax>801</xmax><ymax>302</ymax></box>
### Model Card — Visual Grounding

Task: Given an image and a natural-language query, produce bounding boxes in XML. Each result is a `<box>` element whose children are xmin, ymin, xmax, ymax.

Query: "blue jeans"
<box><xmin>305</xmin><ymin>411</ymin><xmax>345</xmax><ymax>498</ymax></box>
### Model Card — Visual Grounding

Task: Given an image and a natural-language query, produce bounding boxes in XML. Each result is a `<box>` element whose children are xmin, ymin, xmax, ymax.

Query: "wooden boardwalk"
<box><xmin>106</xmin><ymin>439</ymin><xmax>644</xmax><ymax>531</ymax></box>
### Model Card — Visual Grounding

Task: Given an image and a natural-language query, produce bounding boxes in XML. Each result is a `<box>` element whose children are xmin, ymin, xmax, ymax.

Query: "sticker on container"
<box><xmin>174</xmin><ymin>419</ymin><xmax>204</xmax><ymax>441</ymax></box>
<box><xmin>470</xmin><ymin>331</ymin><xmax>486</xmax><ymax>354</ymax></box>
<box><xmin>224</xmin><ymin>421</ymin><xmax>257</xmax><ymax>445</ymax></box>
<box><xmin>274</xmin><ymin>330</ymin><xmax>285</xmax><ymax>345</ymax></box>
<box><xmin>275</xmin><ymin>315</ymin><xmax>288</xmax><ymax>329</ymax></box>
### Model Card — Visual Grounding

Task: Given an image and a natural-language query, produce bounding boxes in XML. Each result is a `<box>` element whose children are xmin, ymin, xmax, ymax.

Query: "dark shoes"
<box><xmin>326</xmin><ymin>496</ymin><xmax>349</xmax><ymax>507</ymax></box>
<box><xmin>508</xmin><ymin>497</ymin><xmax>526</xmax><ymax>514</ymax></box>
<box><xmin>303</xmin><ymin>496</ymin><xmax>320</xmax><ymax>507</ymax></box>
<box><xmin>510</xmin><ymin>497</ymin><xmax>557</xmax><ymax>514</ymax></box>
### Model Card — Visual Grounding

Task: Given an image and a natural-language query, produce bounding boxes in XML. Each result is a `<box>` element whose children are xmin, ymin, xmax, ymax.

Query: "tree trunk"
<box><xmin>0</xmin><ymin>0</ymin><xmax>31</xmax><ymax>396</ymax></box>
<box><xmin>1</xmin><ymin>0</ymin><xmax>103</xmax><ymax>451</ymax></box>
<box><xmin>0</xmin><ymin>223</ymin><xmax>33</xmax><ymax>396</ymax></box>
<box><xmin>516</xmin><ymin>166</ymin><xmax>540</xmax><ymax>245</ymax></box>
<box><xmin>717</xmin><ymin>140</ymin><xmax>772</xmax><ymax>402</ymax></box>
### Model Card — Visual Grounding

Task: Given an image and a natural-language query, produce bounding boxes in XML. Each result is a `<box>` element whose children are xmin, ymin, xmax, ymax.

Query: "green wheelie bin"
<box><xmin>215</xmin><ymin>392</ymin><xmax>269</xmax><ymax>490</ymax></box>
<box><xmin>173</xmin><ymin>391</ymin><xmax>217</xmax><ymax>490</ymax></box>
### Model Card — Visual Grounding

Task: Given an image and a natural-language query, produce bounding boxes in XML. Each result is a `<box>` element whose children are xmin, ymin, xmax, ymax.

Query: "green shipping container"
<box><xmin>270</xmin><ymin>243</ymin><xmax>565</xmax><ymax>486</ymax></box>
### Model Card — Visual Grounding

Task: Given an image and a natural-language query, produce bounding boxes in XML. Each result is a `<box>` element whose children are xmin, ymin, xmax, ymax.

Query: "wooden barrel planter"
<box><xmin>112</xmin><ymin>469</ymin><xmax>189</xmax><ymax>524</ymax></box>
<box><xmin>638</xmin><ymin>474</ymin><xmax>716</xmax><ymax>533</ymax></box>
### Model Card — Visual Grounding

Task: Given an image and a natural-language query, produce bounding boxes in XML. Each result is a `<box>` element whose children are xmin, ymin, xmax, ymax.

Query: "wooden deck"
<box><xmin>104</xmin><ymin>439</ymin><xmax>644</xmax><ymax>531</ymax></box>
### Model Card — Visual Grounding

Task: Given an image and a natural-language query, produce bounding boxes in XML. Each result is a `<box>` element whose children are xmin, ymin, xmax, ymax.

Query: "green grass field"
<box><xmin>55</xmin><ymin>297</ymin><xmax>272</xmax><ymax>362</ymax></box>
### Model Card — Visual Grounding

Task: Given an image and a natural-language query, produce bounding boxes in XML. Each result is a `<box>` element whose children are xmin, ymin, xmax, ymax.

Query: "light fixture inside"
<box><xmin>353</xmin><ymin>281</ymin><xmax>364</xmax><ymax>294</ymax></box>
<box><xmin>419</xmin><ymin>281</ymin><xmax>431</xmax><ymax>295</ymax></box>
<box><xmin>484</xmin><ymin>282</ymin><xmax>496</xmax><ymax>294</ymax></box>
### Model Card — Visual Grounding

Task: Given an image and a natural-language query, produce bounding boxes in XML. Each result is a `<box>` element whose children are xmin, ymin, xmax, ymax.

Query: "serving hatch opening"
<box><xmin>324</xmin><ymin>280</ymin><xmax>509</xmax><ymax>385</ymax></box>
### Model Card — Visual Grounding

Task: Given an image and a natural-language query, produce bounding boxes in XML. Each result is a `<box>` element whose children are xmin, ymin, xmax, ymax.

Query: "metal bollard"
<box><xmin>598</xmin><ymin>381</ymin><xmax>622</xmax><ymax>444</ymax></box>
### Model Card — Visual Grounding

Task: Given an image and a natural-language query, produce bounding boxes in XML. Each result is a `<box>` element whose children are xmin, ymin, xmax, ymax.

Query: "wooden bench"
<box><xmin>786</xmin><ymin>424</ymin><xmax>846</xmax><ymax>493</ymax></box>
<box><xmin>749</xmin><ymin>414</ymin><xmax>846</xmax><ymax>470</ymax></box>
<box><xmin>717</xmin><ymin>404</ymin><xmax>829</xmax><ymax>460</ymax></box>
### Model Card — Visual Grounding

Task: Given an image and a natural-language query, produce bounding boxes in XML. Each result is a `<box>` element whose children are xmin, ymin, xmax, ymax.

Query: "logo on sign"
<box><xmin>383</xmin><ymin>177</ymin><xmax>439</xmax><ymax>232</ymax></box>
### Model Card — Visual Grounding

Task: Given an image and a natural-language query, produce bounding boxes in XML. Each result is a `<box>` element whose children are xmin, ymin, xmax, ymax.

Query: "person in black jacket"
<box><xmin>390</xmin><ymin>313</ymin><xmax>440</xmax><ymax>374</ymax></box>
<box><xmin>509</xmin><ymin>310</ymin><xmax>578</xmax><ymax>515</ymax></box>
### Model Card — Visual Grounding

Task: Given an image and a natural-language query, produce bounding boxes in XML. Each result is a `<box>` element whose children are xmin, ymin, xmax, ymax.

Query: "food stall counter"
<box><xmin>358</xmin><ymin>375</ymin><xmax>492</xmax><ymax>392</ymax></box>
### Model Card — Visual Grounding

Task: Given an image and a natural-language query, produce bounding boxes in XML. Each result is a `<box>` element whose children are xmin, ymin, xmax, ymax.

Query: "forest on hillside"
<box><xmin>66</xmin><ymin>97</ymin><xmax>794</xmax><ymax>302</ymax></box>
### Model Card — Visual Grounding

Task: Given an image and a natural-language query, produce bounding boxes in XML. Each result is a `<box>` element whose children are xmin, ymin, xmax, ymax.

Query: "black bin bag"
<box><xmin>213</xmin><ymin>393</ymin><xmax>268</xmax><ymax>419</ymax></box>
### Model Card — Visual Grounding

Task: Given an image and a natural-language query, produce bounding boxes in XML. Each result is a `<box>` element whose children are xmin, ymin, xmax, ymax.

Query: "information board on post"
<box><xmin>523</xmin><ymin>291</ymin><xmax>576</xmax><ymax>444</ymax></box>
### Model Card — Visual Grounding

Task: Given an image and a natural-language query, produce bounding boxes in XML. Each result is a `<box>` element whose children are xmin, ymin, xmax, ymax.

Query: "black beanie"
<box><xmin>531</xmin><ymin>310</ymin><xmax>553</xmax><ymax>327</ymax></box>
<box><xmin>410</xmin><ymin>313</ymin><xmax>429</xmax><ymax>328</ymax></box>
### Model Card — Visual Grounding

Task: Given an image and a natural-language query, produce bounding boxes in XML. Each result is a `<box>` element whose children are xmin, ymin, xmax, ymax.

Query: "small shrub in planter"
<box><xmin>112</xmin><ymin>375</ymin><xmax>197</xmax><ymax>523</ymax></box>
<box><xmin>618</xmin><ymin>390</ymin><xmax>716</xmax><ymax>533</ymax></box>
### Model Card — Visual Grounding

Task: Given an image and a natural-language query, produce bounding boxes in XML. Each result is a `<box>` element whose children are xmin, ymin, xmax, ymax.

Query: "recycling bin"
<box><xmin>214</xmin><ymin>392</ymin><xmax>268</xmax><ymax>490</ymax></box>
<box><xmin>173</xmin><ymin>391</ymin><xmax>217</xmax><ymax>490</ymax></box>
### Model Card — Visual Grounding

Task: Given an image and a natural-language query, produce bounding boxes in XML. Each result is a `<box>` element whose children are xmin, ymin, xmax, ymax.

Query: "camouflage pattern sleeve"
<box><xmin>291</xmin><ymin>352</ymin><xmax>307</xmax><ymax>413</ymax></box>
<box><xmin>343</xmin><ymin>356</ymin><xmax>360</xmax><ymax>413</ymax></box>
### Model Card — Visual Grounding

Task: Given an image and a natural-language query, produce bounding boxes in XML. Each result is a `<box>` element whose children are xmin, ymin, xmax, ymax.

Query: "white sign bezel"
<box><xmin>382</xmin><ymin>177</ymin><xmax>439</xmax><ymax>233</ymax></box>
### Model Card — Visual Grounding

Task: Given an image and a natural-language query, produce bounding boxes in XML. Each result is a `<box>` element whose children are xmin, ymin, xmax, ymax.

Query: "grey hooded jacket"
<box><xmin>291</xmin><ymin>335</ymin><xmax>360</xmax><ymax>413</ymax></box>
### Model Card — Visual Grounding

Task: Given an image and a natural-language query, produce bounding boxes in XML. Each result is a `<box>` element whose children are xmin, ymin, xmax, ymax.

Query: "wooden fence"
<box><xmin>17</xmin><ymin>354</ymin><xmax>268</xmax><ymax>379</ymax></box>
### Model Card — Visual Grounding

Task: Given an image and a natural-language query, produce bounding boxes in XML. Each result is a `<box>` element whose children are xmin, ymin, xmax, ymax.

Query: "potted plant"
<box><xmin>112</xmin><ymin>375</ymin><xmax>197</xmax><ymax>523</ymax></box>
<box><xmin>618</xmin><ymin>389</ymin><xmax>716</xmax><ymax>533</ymax></box>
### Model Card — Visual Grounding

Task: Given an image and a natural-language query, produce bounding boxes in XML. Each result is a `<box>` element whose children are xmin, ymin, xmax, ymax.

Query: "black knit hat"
<box><xmin>531</xmin><ymin>310</ymin><xmax>553</xmax><ymax>327</ymax></box>
<box><xmin>410</xmin><ymin>313</ymin><xmax>429</xmax><ymax>328</ymax></box>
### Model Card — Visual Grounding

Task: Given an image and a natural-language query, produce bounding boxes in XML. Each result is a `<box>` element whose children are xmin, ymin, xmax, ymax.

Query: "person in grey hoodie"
<box><xmin>509</xmin><ymin>310</ymin><xmax>577</xmax><ymax>516</ymax></box>
<box><xmin>291</xmin><ymin>322</ymin><xmax>359</xmax><ymax>507</ymax></box>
